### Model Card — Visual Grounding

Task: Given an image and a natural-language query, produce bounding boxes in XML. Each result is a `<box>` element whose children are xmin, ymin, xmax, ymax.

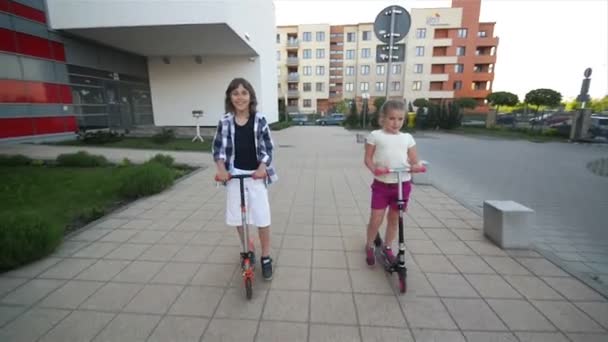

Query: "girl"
<box><xmin>363</xmin><ymin>100</ymin><xmax>424</xmax><ymax>266</ymax></box>
<box><xmin>212</xmin><ymin>78</ymin><xmax>278</xmax><ymax>280</ymax></box>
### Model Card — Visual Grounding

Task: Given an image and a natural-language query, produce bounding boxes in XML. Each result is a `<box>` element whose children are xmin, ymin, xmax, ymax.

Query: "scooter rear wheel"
<box><xmin>245</xmin><ymin>278</ymin><xmax>253</xmax><ymax>299</ymax></box>
<box><xmin>398</xmin><ymin>273</ymin><xmax>407</xmax><ymax>294</ymax></box>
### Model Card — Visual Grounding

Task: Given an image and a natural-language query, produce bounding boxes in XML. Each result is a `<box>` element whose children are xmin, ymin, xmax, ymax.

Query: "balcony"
<box><xmin>286</xmin><ymin>57</ymin><xmax>299</xmax><ymax>66</ymax></box>
<box><xmin>476</xmin><ymin>37</ymin><xmax>499</xmax><ymax>46</ymax></box>
<box><xmin>474</xmin><ymin>54</ymin><xmax>496</xmax><ymax>64</ymax></box>
<box><xmin>287</xmin><ymin>90</ymin><xmax>300</xmax><ymax>98</ymax></box>
<box><xmin>286</xmin><ymin>39</ymin><xmax>299</xmax><ymax>49</ymax></box>
<box><xmin>471</xmin><ymin>72</ymin><xmax>494</xmax><ymax>82</ymax></box>
<box><xmin>287</xmin><ymin>73</ymin><xmax>299</xmax><ymax>82</ymax></box>
<box><xmin>286</xmin><ymin>105</ymin><xmax>299</xmax><ymax>113</ymax></box>
<box><xmin>329</xmin><ymin>92</ymin><xmax>341</xmax><ymax>98</ymax></box>
<box><xmin>330</xmin><ymin>60</ymin><xmax>343</xmax><ymax>67</ymax></box>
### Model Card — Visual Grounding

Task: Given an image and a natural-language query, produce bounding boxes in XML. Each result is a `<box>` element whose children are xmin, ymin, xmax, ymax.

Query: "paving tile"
<box><xmin>39</xmin><ymin>310</ymin><xmax>115</xmax><ymax>342</ymax></box>
<box><xmin>123</xmin><ymin>284</ymin><xmax>183</xmax><ymax>314</ymax></box>
<box><xmin>215</xmin><ymin>288</ymin><xmax>266</xmax><ymax>320</ymax></box>
<box><xmin>434</xmin><ymin>240</ymin><xmax>475</xmax><ymax>255</ymax></box>
<box><xmin>72</xmin><ymin>242</ymin><xmax>120</xmax><ymax>258</ymax></box>
<box><xmin>128</xmin><ymin>231</ymin><xmax>167</xmax><ymax>244</ymax></box>
<box><xmin>517</xmin><ymin>258</ymin><xmax>570</xmax><ymax>277</ymax></box>
<box><xmin>504</xmin><ymin>275</ymin><xmax>564</xmax><ymax>300</ymax></box>
<box><xmin>349</xmin><ymin>270</ymin><xmax>393</xmax><ymax>294</ymax></box>
<box><xmin>401</xmin><ymin>297</ymin><xmax>456</xmax><ymax>329</ymax></box>
<box><xmin>406</xmin><ymin>240</ymin><xmax>441</xmax><ymax>254</ymax></box>
<box><xmin>0</xmin><ymin>305</ymin><xmax>26</xmax><ymax>327</ymax></box>
<box><xmin>103</xmin><ymin>243</ymin><xmax>150</xmax><ymax>260</ymax></box>
<box><xmin>575</xmin><ymin>302</ymin><xmax>608</xmax><ymax>329</ymax></box>
<box><xmin>309</xmin><ymin>324</ymin><xmax>361</xmax><ymax>342</ymax></box>
<box><xmin>271</xmin><ymin>266</ymin><xmax>311</xmax><ymax>291</ymax></box>
<box><xmin>151</xmin><ymin>262</ymin><xmax>200</xmax><ymax>285</ymax></box>
<box><xmin>190</xmin><ymin>264</ymin><xmax>237</xmax><ymax>287</ymax></box>
<box><xmin>138</xmin><ymin>244</ymin><xmax>182</xmax><ymax>261</ymax></box>
<box><xmin>411</xmin><ymin>329</ymin><xmax>465</xmax><ymax>342</ymax></box>
<box><xmin>465</xmin><ymin>241</ymin><xmax>508</xmax><ymax>256</ymax></box>
<box><xmin>263</xmin><ymin>290</ymin><xmax>309</xmax><ymax>322</ymax></box>
<box><xmin>1</xmin><ymin>279</ymin><xmax>65</xmax><ymax>305</ymax></box>
<box><xmin>533</xmin><ymin>300</ymin><xmax>605</xmax><ymax>332</ymax></box>
<box><xmin>443</xmin><ymin>298</ymin><xmax>507</xmax><ymax>331</ymax></box>
<box><xmin>0</xmin><ymin>308</ymin><xmax>69</xmax><ymax>342</ymax></box>
<box><xmin>80</xmin><ymin>282</ymin><xmax>142</xmax><ymax>311</ymax></box>
<box><xmin>482</xmin><ymin>256</ymin><xmax>532</xmax><ymax>275</ymax></box>
<box><xmin>424</xmin><ymin>228</ymin><xmax>459</xmax><ymax>241</ymax></box>
<box><xmin>426</xmin><ymin>273</ymin><xmax>479</xmax><ymax>297</ymax></box>
<box><xmin>464</xmin><ymin>274</ymin><xmax>522</xmax><ymax>298</ymax></box>
<box><xmin>360</xmin><ymin>327</ymin><xmax>414</xmax><ymax>342</ymax></box>
<box><xmin>313</xmin><ymin>236</ymin><xmax>344</xmax><ymax>250</ymax></box>
<box><xmin>39</xmin><ymin>280</ymin><xmax>103</xmax><ymax>309</ymax></box>
<box><xmin>0</xmin><ymin>277</ymin><xmax>28</xmax><ymax>298</ymax></box>
<box><xmin>171</xmin><ymin>245</ymin><xmax>213</xmax><ymax>263</ymax></box>
<box><xmin>311</xmin><ymin>268</ymin><xmax>351</xmax><ymax>292</ymax></box>
<box><xmin>38</xmin><ymin>258</ymin><xmax>96</xmax><ymax>279</ymax></box>
<box><xmin>414</xmin><ymin>254</ymin><xmax>458</xmax><ymax>273</ymax></box>
<box><xmin>98</xmin><ymin>229</ymin><xmax>138</xmax><ymax>243</ymax></box>
<box><xmin>255</xmin><ymin>321</ymin><xmax>308</xmax><ymax>342</ymax></box>
<box><xmin>463</xmin><ymin>331</ymin><xmax>518</xmax><ymax>342</ymax></box>
<box><xmin>542</xmin><ymin>277</ymin><xmax>605</xmax><ymax>301</ymax></box>
<box><xmin>310</xmin><ymin>292</ymin><xmax>357</xmax><ymax>325</ymax></box>
<box><xmin>355</xmin><ymin>293</ymin><xmax>406</xmax><ymax>327</ymax></box>
<box><xmin>487</xmin><ymin>299</ymin><xmax>555</xmax><ymax>331</ymax></box>
<box><xmin>92</xmin><ymin>313</ymin><xmax>160</xmax><ymax>342</ymax></box>
<box><xmin>169</xmin><ymin>286</ymin><xmax>224</xmax><ymax>317</ymax></box>
<box><xmin>202</xmin><ymin>318</ymin><xmax>258</xmax><ymax>342</ymax></box>
<box><xmin>515</xmin><ymin>332</ymin><xmax>570</xmax><ymax>342</ymax></box>
<box><xmin>313</xmin><ymin>250</ymin><xmax>347</xmax><ymax>269</ymax></box>
<box><xmin>112</xmin><ymin>261</ymin><xmax>165</xmax><ymax>283</ymax></box>
<box><xmin>567</xmin><ymin>333</ymin><xmax>608</xmax><ymax>342</ymax></box>
<box><xmin>399</xmin><ymin>271</ymin><xmax>437</xmax><ymax>297</ymax></box>
<box><xmin>282</xmin><ymin>235</ymin><xmax>313</xmax><ymax>249</ymax></box>
<box><xmin>147</xmin><ymin>316</ymin><xmax>208</xmax><ymax>342</ymax></box>
<box><xmin>75</xmin><ymin>260</ymin><xmax>130</xmax><ymax>281</ymax></box>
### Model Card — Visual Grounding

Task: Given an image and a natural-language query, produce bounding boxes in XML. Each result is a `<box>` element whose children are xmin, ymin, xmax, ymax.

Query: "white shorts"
<box><xmin>225</xmin><ymin>168</ymin><xmax>271</xmax><ymax>227</ymax></box>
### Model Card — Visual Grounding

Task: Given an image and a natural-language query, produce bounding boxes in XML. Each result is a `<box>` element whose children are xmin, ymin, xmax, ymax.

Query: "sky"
<box><xmin>274</xmin><ymin>0</ymin><xmax>608</xmax><ymax>101</ymax></box>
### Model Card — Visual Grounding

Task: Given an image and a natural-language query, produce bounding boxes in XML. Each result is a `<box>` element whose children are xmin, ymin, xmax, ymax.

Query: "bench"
<box><xmin>483</xmin><ymin>200</ymin><xmax>535</xmax><ymax>249</ymax></box>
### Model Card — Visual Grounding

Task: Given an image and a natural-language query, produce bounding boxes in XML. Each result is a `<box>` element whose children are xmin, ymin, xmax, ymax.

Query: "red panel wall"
<box><xmin>0</xmin><ymin>80</ymin><xmax>72</xmax><ymax>104</ymax></box>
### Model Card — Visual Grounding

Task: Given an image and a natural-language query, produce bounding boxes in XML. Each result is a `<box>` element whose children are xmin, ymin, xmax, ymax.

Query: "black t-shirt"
<box><xmin>234</xmin><ymin>115</ymin><xmax>259</xmax><ymax>170</ymax></box>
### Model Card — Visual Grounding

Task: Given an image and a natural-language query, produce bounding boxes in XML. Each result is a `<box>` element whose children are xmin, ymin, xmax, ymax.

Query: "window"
<box><xmin>361</xmin><ymin>48</ymin><xmax>371</xmax><ymax>58</ymax></box>
<box><xmin>415</xmin><ymin>46</ymin><xmax>425</xmax><ymax>56</ymax></box>
<box><xmin>478</xmin><ymin>31</ymin><xmax>487</xmax><ymax>37</ymax></box>
<box><xmin>456</xmin><ymin>46</ymin><xmax>466</xmax><ymax>56</ymax></box>
<box><xmin>303</xmin><ymin>66</ymin><xmax>312</xmax><ymax>75</ymax></box>
<box><xmin>360</xmin><ymin>82</ymin><xmax>369</xmax><ymax>91</ymax></box>
<box><xmin>277</xmin><ymin>68</ymin><xmax>280</xmax><ymax>76</ymax></box>
<box><xmin>392</xmin><ymin>64</ymin><xmax>401</xmax><ymax>74</ymax></box>
<box><xmin>303</xmin><ymin>49</ymin><xmax>312</xmax><ymax>59</ymax></box>
<box><xmin>346</xmin><ymin>32</ymin><xmax>356</xmax><ymax>42</ymax></box>
<box><xmin>303</xmin><ymin>99</ymin><xmax>312</xmax><ymax>107</ymax></box>
<box><xmin>276</xmin><ymin>34</ymin><xmax>280</xmax><ymax>43</ymax></box>
<box><xmin>316</xmin><ymin>82</ymin><xmax>324</xmax><ymax>92</ymax></box>
<box><xmin>412</xmin><ymin>81</ymin><xmax>422</xmax><ymax>90</ymax></box>
<box><xmin>316</xmin><ymin>31</ymin><xmax>325</xmax><ymax>42</ymax></box>
<box><xmin>303</xmin><ymin>82</ymin><xmax>311</xmax><ymax>91</ymax></box>
<box><xmin>391</xmin><ymin>81</ymin><xmax>401</xmax><ymax>91</ymax></box>
<box><xmin>455</xmin><ymin>64</ymin><xmax>464</xmax><ymax>73</ymax></box>
<box><xmin>345</xmin><ymin>49</ymin><xmax>355</xmax><ymax>59</ymax></box>
<box><xmin>345</xmin><ymin>82</ymin><xmax>354</xmax><ymax>92</ymax></box>
<box><xmin>316</xmin><ymin>66</ymin><xmax>325</xmax><ymax>75</ymax></box>
<box><xmin>414</xmin><ymin>64</ymin><xmax>423</xmax><ymax>73</ymax></box>
<box><xmin>457</xmin><ymin>28</ymin><xmax>468</xmax><ymax>38</ymax></box>
<box><xmin>453</xmin><ymin>81</ymin><xmax>462</xmax><ymax>90</ymax></box>
<box><xmin>416</xmin><ymin>28</ymin><xmax>426</xmax><ymax>39</ymax></box>
<box><xmin>345</xmin><ymin>66</ymin><xmax>355</xmax><ymax>76</ymax></box>
<box><xmin>276</xmin><ymin>51</ymin><xmax>280</xmax><ymax>61</ymax></box>
<box><xmin>303</xmin><ymin>32</ymin><xmax>312</xmax><ymax>41</ymax></box>
<box><xmin>316</xmin><ymin>48</ymin><xmax>325</xmax><ymax>59</ymax></box>
<box><xmin>360</xmin><ymin>65</ymin><xmax>370</xmax><ymax>75</ymax></box>
<box><xmin>362</xmin><ymin>31</ymin><xmax>371</xmax><ymax>41</ymax></box>
<box><xmin>376</xmin><ymin>65</ymin><xmax>385</xmax><ymax>75</ymax></box>
<box><xmin>375</xmin><ymin>82</ymin><xmax>384</xmax><ymax>92</ymax></box>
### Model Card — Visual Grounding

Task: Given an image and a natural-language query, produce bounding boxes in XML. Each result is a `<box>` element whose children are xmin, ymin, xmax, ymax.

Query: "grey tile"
<box><xmin>414</xmin><ymin>254</ymin><xmax>458</xmax><ymax>273</ymax></box>
<box><xmin>411</xmin><ymin>329</ymin><xmax>465</xmax><ymax>342</ymax></box>
<box><xmin>272</xmin><ymin>266</ymin><xmax>311</xmax><ymax>290</ymax></box>
<box><xmin>72</xmin><ymin>242</ymin><xmax>120</xmax><ymax>258</ymax></box>
<box><xmin>39</xmin><ymin>280</ymin><xmax>103</xmax><ymax>309</ymax></box>
<box><xmin>313</xmin><ymin>236</ymin><xmax>344</xmax><ymax>250</ymax></box>
<box><xmin>282</xmin><ymin>235</ymin><xmax>313</xmax><ymax>249</ymax></box>
<box><xmin>255</xmin><ymin>321</ymin><xmax>308</xmax><ymax>342</ymax></box>
<box><xmin>98</xmin><ymin>229</ymin><xmax>138</xmax><ymax>243</ymax></box>
<box><xmin>112</xmin><ymin>261</ymin><xmax>165</xmax><ymax>283</ymax></box>
<box><xmin>169</xmin><ymin>286</ymin><xmax>224</xmax><ymax>317</ymax></box>
<box><xmin>542</xmin><ymin>277</ymin><xmax>605</xmax><ymax>301</ymax></box>
<box><xmin>463</xmin><ymin>332</ymin><xmax>518</xmax><ymax>342</ymax></box>
<box><xmin>350</xmin><ymin>270</ymin><xmax>393</xmax><ymax>294</ymax></box>
<box><xmin>309</xmin><ymin>324</ymin><xmax>361</xmax><ymax>342</ymax></box>
<box><xmin>75</xmin><ymin>260</ymin><xmax>130</xmax><ymax>281</ymax></box>
<box><xmin>447</xmin><ymin>255</ymin><xmax>495</xmax><ymax>274</ymax></box>
<box><xmin>434</xmin><ymin>240</ymin><xmax>475</xmax><ymax>255</ymax></box>
<box><xmin>188</xmin><ymin>232</ymin><xmax>223</xmax><ymax>246</ymax></box>
<box><xmin>215</xmin><ymin>288</ymin><xmax>266</xmax><ymax>319</ymax></box>
<box><xmin>401</xmin><ymin>297</ymin><xmax>457</xmax><ymax>329</ymax></box>
<box><xmin>424</xmin><ymin>228</ymin><xmax>459</xmax><ymax>241</ymax></box>
<box><xmin>190</xmin><ymin>264</ymin><xmax>237</xmax><ymax>287</ymax></box>
<box><xmin>483</xmin><ymin>256</ymin><xmax>532</xmax><ymax>275</ymax></box>
<box><xmin>38</xmin><ymin>258</ymin><xmax>96</xmax><ymax>279</ymax></box>
<box><xmin>128</xmin><ymin>231</ymin><xmax>167</xmax><ymax>244</ymax></box>
<box><xmin>533</xmin><ymin>301</ymin><xmax>604</xmax><ymax>332</ymax></box>
<box><xmin>515</xmin><ymin>332</ymin><xmax>570</xmax><ymax>342</ymax></box>
<box><xmin>151</xmin><ymin>262</ymin><xmax>199</xmax><ymax>285</ymax></box>
<box><xmin>93</xmin><ymin>313</ymin><xmax>160</xmax><ymax>342</ymax></box>
<box><xmin>69</xmin><ymin>228</ymin><xmax>112</xmax><ymax>242</ymax></box>
<box><xmin>310</xmin><ymin>292</ymin><xmax>357</xmax><ymax>325</ymax></box>
<box><xmin>360</xmin><ymin>327</ymin><xmax>414</xmax><ymax>342</ymax></box>
<box><xmin>103</xmin><ymin>244</ymin><xmax>149</xmax><ymax>260</ymax></box>
<box><xmin>311</xmin><ymin>268</ymin><xmax>351</xmax><ymax>292</ymax></box>
<box><xmin>263</xmin><ymin>290</ymin><xmax>309</xmax><ymax>322</ymax></box>
<box><xmin>0</xmin><ymin>308</ymin><xmax>70</xmax><ymax>342</ymax></box>
<box><xmin>567</xmin><ymin>333</ymin><xmax>608</xmax><ymax>342</ymax></box>
<box><xmin>147</xmin><ymin>316</ymin><xmax>208</xmax><ymax>342</ymax></box>
<box><xmin>1</xmin><ymin>279</ymin><xmax>65</xmax><ymax>305</ymax></box>
<box><xmin>202</xmin><ymin>318</ymin><xmax>258</xmax><ymax>342</ymax></box>
<box><xmin>52</xmin><ymin>241</ymin><xmax>89</xmax><ymax>257</ymax></box>
<box><xmin>575</xmin><ymin>302</ymin><xmax>608</xmax><ymax>329</ymax></box>
<box><xmin>39</xmin><ymin>310</ymin><xmax>115</xmax><ymax>342</ymax></box>
<box><xmin>443</xmin><ymin>298</ymin><xmax>507</xmax><ymax>331</ymax></box>
<box><xmin>464</xmin><ymin>274</ymin><xmax>522</xmax><ymax>298</ymax></box>
<box><xmin>313</xmin><ymin>250</ymin><xmax>347</xmax><ymax>268</ymax></box>
<box><xmin>504</xmin><ymin>276</ymin><xmax>564</xmax><ymax>300</ymax></box>
<box><xmin>172</xmin><ymin>245</ymin><xmax>213</xmax><ymax>263</ymax></box>
<box><xmin>138</xmin><ymin>244</ymin><xmax>182</xmax><ymax>261</ymax></box>
<box><xmin>206</xmin><ymin>246</ymin><xmax>241</xmax><ymax>264</ymax></box>
<box><xmin>426</xmin><ymin>273</ymin><xmax>479</xmax><ymax>298</ymax></box>
<box><xmin>487</xmin><ymin>299</ymin><xmax>555</xmax><ymax>331</ymax></box>
<box><xmin>465</xmin><ymin>241</ymin><xmax>508</xmax><ymax>256</ymax></box>
<box><xmin>80</xmin><ymin>282</ymin><xmax>142</xmax><ymax>311</ymax></box>
<box><xmin>406</xmin><ymin>240</ymin><xmax>441</xmax><ymax>254</ymax></box>
<box><xmin>0</xmin><ymin>305</ymin><xmax>26</xmax><ymax>327</ymax></box>
<box><xmin>0</xmin><ymin>277</ymin><xmax>28</xmax><ymax>297</ymax></box>
<box><xmin>355</xmin><ymin>293</ymin><xmax>406</xmax><ymax>327</ymax></box>
<box><xmin>517</xmin><ymin>258</ymin><xmax>570</xmax><ymax>277</ymax></box>
<box><xmin>277</xmin><ymin>249</ymin><xmax>311</xmax><ymax>267</ymax></box>
<box><xmin>123</xmin><ymin>284</ymin><xmax>183</xmax><ymax>314</ymax></box>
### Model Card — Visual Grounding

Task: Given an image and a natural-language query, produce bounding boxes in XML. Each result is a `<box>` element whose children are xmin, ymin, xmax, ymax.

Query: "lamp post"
<box><xmin>362</xmin><ymin>92</ymin><xmax>370</xmax><ymax>128</ymax></box>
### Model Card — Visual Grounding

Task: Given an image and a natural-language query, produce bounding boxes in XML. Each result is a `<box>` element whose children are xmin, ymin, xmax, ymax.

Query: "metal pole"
<box><xmin>385</xmin><ymin>7</ymin><xmax>396</xmax><ymax>99</ymax></box>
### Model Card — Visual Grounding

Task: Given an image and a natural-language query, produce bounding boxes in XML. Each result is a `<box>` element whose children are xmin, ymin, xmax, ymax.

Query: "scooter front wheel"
<box><xmin>398</xmin><ymin>273</ymin><xmax>407</xmax><ymax>294</ymax></box>
<box><xmin>245</xmin><ymin>277</ymin><xmax>253</xmax><ymax>299</ymax></box>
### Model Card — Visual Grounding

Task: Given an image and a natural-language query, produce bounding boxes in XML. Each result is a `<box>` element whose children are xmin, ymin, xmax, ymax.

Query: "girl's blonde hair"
<box><xmin>378</xmin><ymin>100</ymin><xmax>406</xmax><ymax>125</ymax></box>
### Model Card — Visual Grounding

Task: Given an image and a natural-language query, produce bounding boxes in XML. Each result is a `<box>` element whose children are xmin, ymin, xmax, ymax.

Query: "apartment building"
<box><xmin>276</xmin><ymin>0</ymin><xmax>498</xmax><ymax>114</ymax></box>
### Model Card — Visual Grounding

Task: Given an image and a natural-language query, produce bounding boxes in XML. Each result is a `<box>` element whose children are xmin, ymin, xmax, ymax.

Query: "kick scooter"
<box><xmin>373</xmin><ymin>162</ymin><xmax>427</xmax><ymax>294</ymax></box>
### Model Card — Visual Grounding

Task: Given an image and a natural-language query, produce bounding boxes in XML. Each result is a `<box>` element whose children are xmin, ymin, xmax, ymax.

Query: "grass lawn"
<box><xmin>55</xmin><ymin>137</ymin><xmax>213</xmax><ymax>152</ymax></box>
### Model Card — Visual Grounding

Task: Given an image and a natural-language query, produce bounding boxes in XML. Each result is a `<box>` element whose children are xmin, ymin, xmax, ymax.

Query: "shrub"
<box><xmin>0</xmin><ymin>154</ymin><xmax>32</xmax><ymax>166</ymax></box>
<box><xmin>0</xmin><ymin>213</ymin><xmax>63</xmax><ymax>271</ymax></box>
<box><xmin>152</xmin><ymin>128</ymin><xmax>176</xmax><ymax>144</ymax></box>
<box><xmin>56</xmin><ymin>151</ymin><xmax>109</xmax><ymax>167</ymax></box>
<box><xmin>119</xmin><ymin>162</ymin><xmax>174</xmax><ymax>198</ymax></box>
<box><xmin>149</xmin><ymin>154</ymin><xmax>174</xmax><ymax>168</ymax></box>
<box><xmin>79</xmin><ymin>130</ymin><xmax>123</xmax><ymax>144</ymax></box>
<box><xmin>269</xmin><ymin>121</ymin><xmax>292</xmax><ymax>130</ymax></box>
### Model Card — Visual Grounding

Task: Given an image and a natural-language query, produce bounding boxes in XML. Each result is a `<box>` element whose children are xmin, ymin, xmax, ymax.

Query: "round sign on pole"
<box><xmin>584</xmin><ymin>67</ymin><xmax>592</xmax><ymax>78</ymax></box>
<box><xmin>374</xmin><ymin>5</ymin><xmax>411</xmax><ymax>44</ymax></box>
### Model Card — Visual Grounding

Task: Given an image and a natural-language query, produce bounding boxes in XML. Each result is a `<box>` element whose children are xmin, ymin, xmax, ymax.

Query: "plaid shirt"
<box><xmin>212</xmin><ymin>112</ymin><xmax>278</xmax><ymax>183</ymax></box>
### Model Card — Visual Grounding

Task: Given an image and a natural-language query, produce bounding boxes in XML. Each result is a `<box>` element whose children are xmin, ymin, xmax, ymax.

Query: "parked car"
<box><xmin>316</xmin><ymin>113</ymin><xmax>345</xmax><ymax>126</ymax></box>
<box><xmin>291</xmin><ymin>114</ymin><xmax>308</xmax><ymax>125</ymax></box>
<box><xmin>589</xmin><ymin>115</ymin><xmax>608</xmax><ymax>139</ymax></box>
<box><xmin>496</xmin><ymin>114</ymin><xmax>515</xmax><ymax>125</ymax></box>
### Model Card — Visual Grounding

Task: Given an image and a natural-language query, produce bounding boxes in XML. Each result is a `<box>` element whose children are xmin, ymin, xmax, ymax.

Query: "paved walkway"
<box><xmin>1</xmin><ymin>126</ymin><xmax>607</xmax><ymax>341</ymax></box>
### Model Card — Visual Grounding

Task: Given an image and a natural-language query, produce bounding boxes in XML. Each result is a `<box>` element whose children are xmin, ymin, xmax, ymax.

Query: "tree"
<box><xmin>413</xmin><ymin>98</ymin><xmax>429</xmax><ymax>108</ymax></box>
<box><xmin>525</xmin><ymin>88</ymin><xmax>562</xmax><ymax>127</ymax></box>
<box><xmin>278</xmin><ymin>98</ymin><xmax>287</xmax><ymax>122</ymax></box>
<box><xmin>453</xmin><ymin>97</ymin><xmax>478</xmax><ymax>111</ymax></box>
<box><xmin>407</xmin><ymin>101</ymin><xmax>414</xmax><ymax>113</ymax></box>
<box><xmin>344</xmin><ymin>99</ymin><xmax>360</xmax><ymax>128</ymax></box>
<box><xmin>486</xmin><ymin>91</ymin><xmax>519</xmax><ymax>114</ymax></box>
<box><xmin>336</xmin><ymin>100</ymin><xmax>349</xmax><ymax>114</ymax></box>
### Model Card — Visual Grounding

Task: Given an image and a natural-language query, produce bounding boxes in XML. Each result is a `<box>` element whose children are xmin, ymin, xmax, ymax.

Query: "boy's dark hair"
<box><xmin>224</xmin><ymin>78</ymin><xmax>258</xmax><ymax>115</ymax></box>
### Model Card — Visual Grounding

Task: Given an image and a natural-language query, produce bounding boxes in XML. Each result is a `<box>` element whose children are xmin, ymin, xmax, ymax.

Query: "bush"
<box><xmin>149</xmin><ymin>154</ymin><xmax>174</xmax><ymax>168</ymax></box>
<box><xmin>0</xmin><ymin>213</ymin><xmax>63</xmax><ymax>271</ymax></box>
<box><xmin>269</xmin><ymin>121</ymin><xmax>293</xmax><ymax>130</ymax></box>
<box><xmin>0</xmin><ymin>154</ymin><xmax>32</xmax><ymax>166</ymax></box>
<box><xmin>119</xmin><ymin>162</ymin><xmax>174</xmax><ymax>198</ymax></box>
<box><xmin>152</xmin><ymin>128</ymin><xmax>176</xmax><ymax>144</ymax></box>
<box><xmin>78</xmin><ymin>130</ymin><xmax>124</xmax><ymax>144</ymax></box>
<box><xmin>56</xmin><ymin>151</ymin><xmax>109</xmax><ymax>167</ymax></box>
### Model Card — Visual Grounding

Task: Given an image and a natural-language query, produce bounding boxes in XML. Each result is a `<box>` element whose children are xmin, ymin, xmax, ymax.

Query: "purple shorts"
<box><xmin>370</xmin><ymin>179</ymin><xmax>412</xmax><ymax>211</ymax></box>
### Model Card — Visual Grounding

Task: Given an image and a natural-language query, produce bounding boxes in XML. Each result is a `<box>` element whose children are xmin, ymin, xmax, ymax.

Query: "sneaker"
<box><xmin>261</xmin><ymin>256</ymin><xmax>273</xmax><ymax>280</ymax></box>
<box><xmin>366</xmin><ymin>246</ymin><xmax>375</xmax><ymax>266</ymax></box>
<box><xmin>382</xmin><ymin>246</ymin><xmax>396</xmax><ymax>264</ymax></box>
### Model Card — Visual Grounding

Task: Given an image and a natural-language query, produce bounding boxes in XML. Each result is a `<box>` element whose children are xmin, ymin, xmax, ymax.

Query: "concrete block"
<box><xmin>483</xmin><ymin>200</ymin><xmax>534</xmax><ymax>249</ymax></box>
